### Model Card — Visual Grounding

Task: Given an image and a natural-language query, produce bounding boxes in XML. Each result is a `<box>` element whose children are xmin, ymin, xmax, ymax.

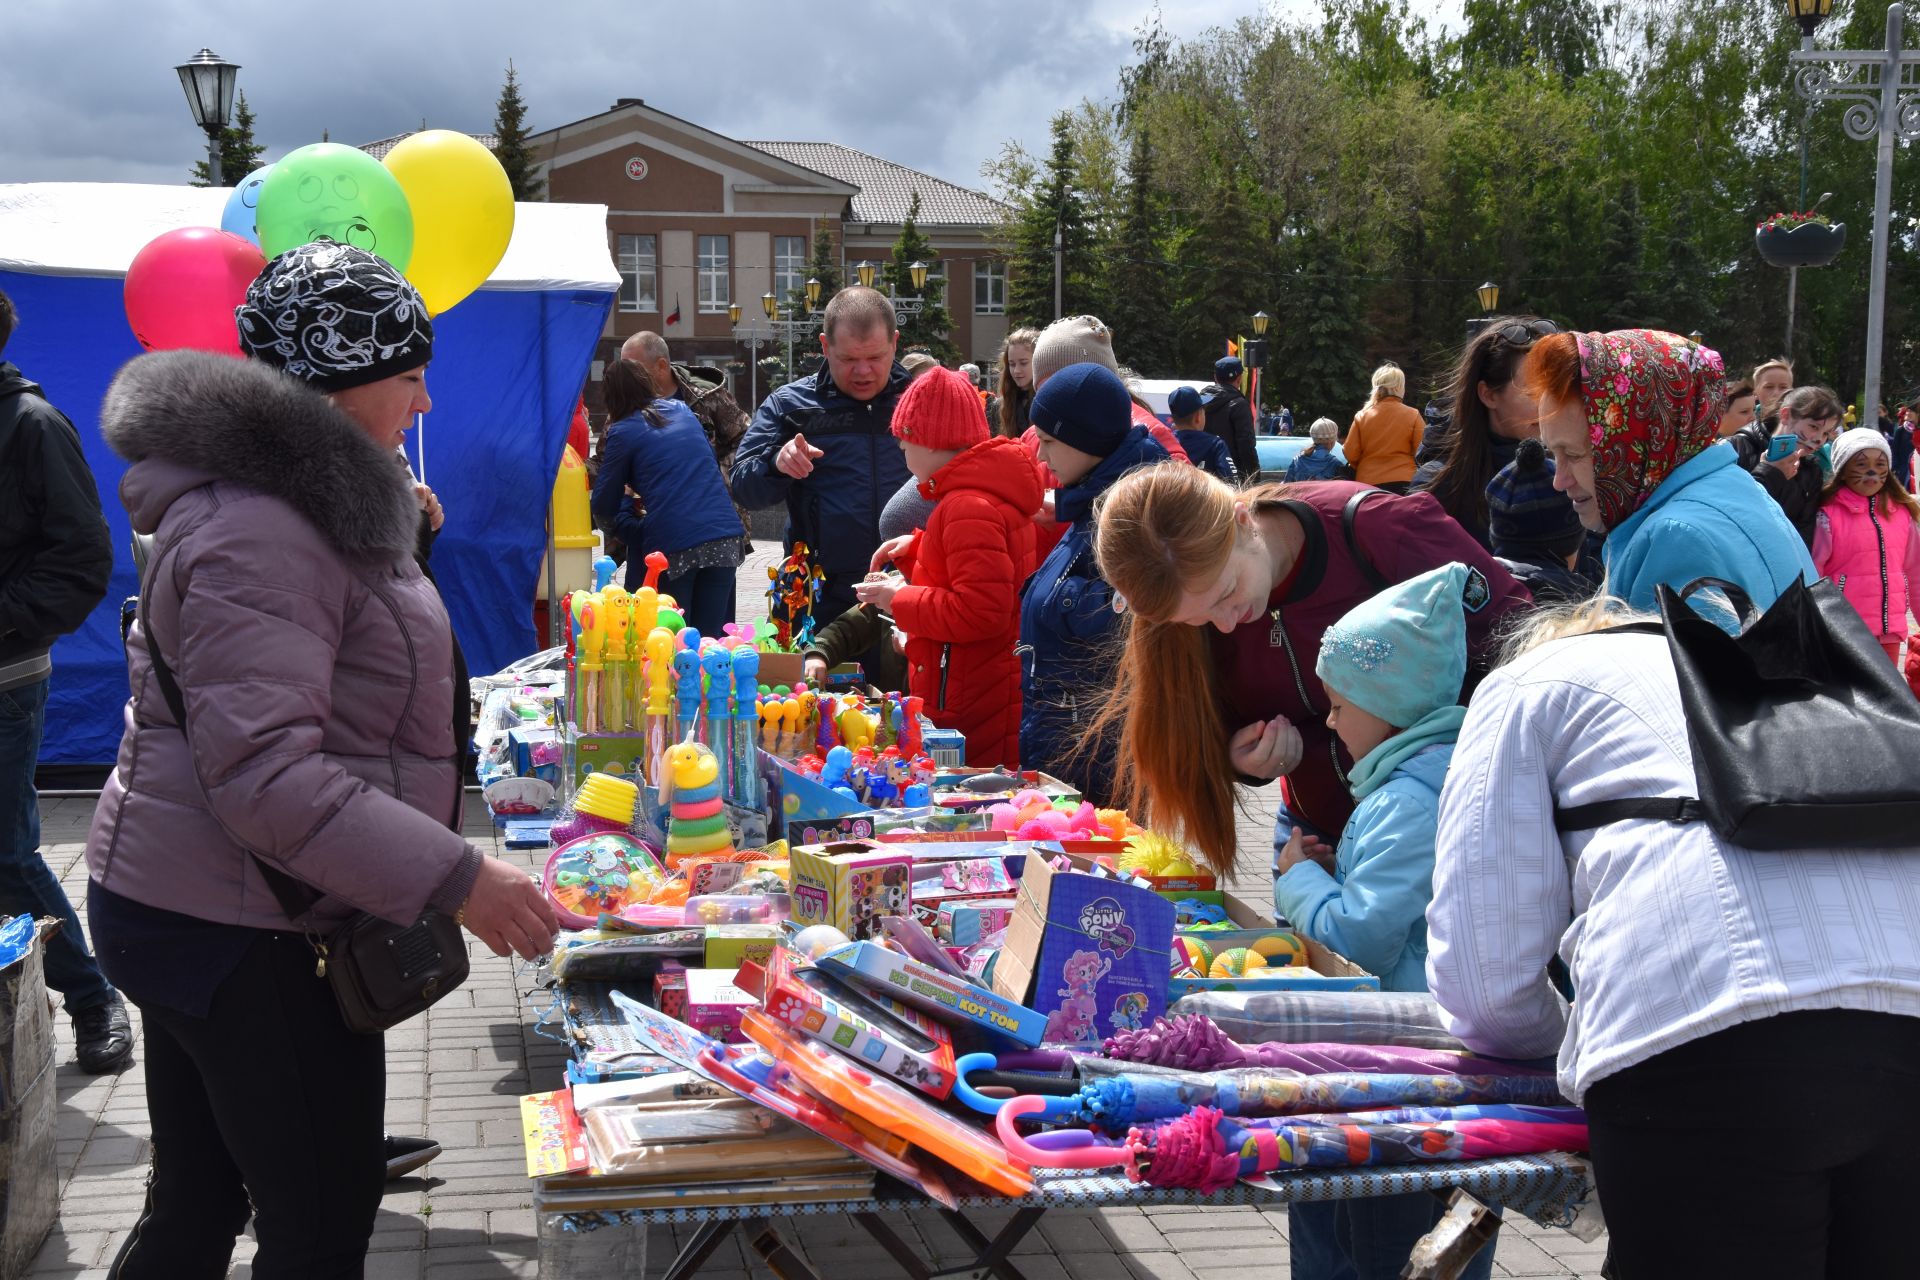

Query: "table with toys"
<box><xmin>490</xmin><ymin>547</ymin><xmax>1597</xmax><ymax>1279</ymax></box>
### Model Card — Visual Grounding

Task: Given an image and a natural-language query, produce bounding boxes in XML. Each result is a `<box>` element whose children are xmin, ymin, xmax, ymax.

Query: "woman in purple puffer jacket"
<box><xmin>85</xmin><ymin>243</ymin><xmax>557</xmax><ymax>1278</ymax></box>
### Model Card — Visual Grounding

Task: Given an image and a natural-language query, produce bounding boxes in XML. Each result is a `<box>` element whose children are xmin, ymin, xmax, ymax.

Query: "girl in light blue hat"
<box><xmin>1274</xmin><ymin>560</ymin><xmax>1498</xmax><ymax>1280</ymax></box>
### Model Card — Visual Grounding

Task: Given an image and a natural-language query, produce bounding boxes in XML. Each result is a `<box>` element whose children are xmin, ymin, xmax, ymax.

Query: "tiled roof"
<box><xmin>358</xmin><ymin>132</ymin><xmax>498</xmax><ymax>161</ymax></box>
<box><xmin>742</xmin><ymin>141</ymin><xmax>1006</xmax><ymax>228</ymax></box>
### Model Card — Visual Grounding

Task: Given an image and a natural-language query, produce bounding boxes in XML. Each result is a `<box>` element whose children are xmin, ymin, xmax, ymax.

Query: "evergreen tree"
<box><xmin>1590</xmin><ymin>180</ymin><xmax>1658</xmax><ymax>332</ymax></box>
<box><xmin>1104</xmin><ymin>128</ymin><xmax>1174</xmax><ymax>375</ymax></box>
<box><xmin>492</xmin><ymin>61</ymin><xmax>544</xmax><ymax>201</ymax></box>
<box><xmin>886</xmin><ymin>193</ymin><xmax>957</xmax><ymax>360</ymax></box>
<box><xmin>189</xmin><ymin>90</ymin><xmax>265</xmax><ymax>187</ymax></box>
<box><xmin>791</xmin><ymin>225</ymin><xmax>843</xmax><ymax>316</ymax></box>
<box><xmin>1169</xmin><ymin>179</ymin><xmax>1259</xmax><ymax>375</ymax></box>
<box><xmin>1270</xmin><ymin>230</ymin><xmax>1369</xmax><ymax>423</ymax></box>
<box><xmin>1007</xmin><ymin>114</ymin><xmax>1094</xmax><ymax>328</ymax></box>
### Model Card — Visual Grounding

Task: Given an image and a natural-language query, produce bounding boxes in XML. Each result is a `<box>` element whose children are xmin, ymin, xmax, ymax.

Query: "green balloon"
<box><xmin>255</xmin><ymin>143</ymin><xmax>414</xmax><ymax>271</ymax></box>
<box><xmin>656</xmin><ymin>607</ymin><xmax>685</xmax><ymax>631</ymax></box>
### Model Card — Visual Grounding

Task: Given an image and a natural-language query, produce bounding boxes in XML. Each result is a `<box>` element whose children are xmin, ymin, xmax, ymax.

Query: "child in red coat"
<box><xmin>856</xmin><ymin>366</ymin><xmax>1042</xmax><ymax>766</ymax></box>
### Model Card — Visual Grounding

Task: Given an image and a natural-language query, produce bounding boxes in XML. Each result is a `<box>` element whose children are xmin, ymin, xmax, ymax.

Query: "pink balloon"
<box><xmin>123</xmin><ymin>227</ymin><xmax>265</xmax><ymax>356</ymax></box>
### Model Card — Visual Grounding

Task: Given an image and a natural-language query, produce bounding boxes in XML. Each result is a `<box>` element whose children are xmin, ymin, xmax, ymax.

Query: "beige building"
<box><xmin>478</xmin><ymin>98</ymin><xmax>1011</xmax><ymax>411</ymax></box>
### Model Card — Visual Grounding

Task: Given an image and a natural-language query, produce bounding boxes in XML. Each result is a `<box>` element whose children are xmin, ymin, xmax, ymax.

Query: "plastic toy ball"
<box><xmin>1251</xmin><ymin>931</ymin><xmax>1309</xmax><ymax>968</ymax></box>
<box><xmin>1170</xmin><ymin>936</ymin><xmax>1212</xmax><ymax>978</ymax></box>
<box><xmin>1209</xmin><ymin>947</ymin><xmax>1269</xmax><ymax>979</ymax></box>
<box><xmin>791</xmin><ymin>924</ymin><xmax>852</xmax><ymax>959</ymax></box>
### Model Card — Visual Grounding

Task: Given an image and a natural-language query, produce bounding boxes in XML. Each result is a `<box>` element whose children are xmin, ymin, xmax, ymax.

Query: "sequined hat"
<box><xmin>1315</xmin><ymin>562</ymin><xmax>1477</xmax><ymax>729</ymax></box>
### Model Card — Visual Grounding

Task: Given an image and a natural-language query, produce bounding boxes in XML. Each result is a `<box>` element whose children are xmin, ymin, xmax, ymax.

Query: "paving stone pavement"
<box><xmin>24</xmin><ymin>541</ymin><xmax>1606</xmax><ymax>1278</ymax></box>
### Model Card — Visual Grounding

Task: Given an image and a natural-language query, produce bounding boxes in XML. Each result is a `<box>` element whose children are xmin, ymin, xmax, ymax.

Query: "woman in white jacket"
<box><xmin>1427</xmin><ymin>600</ymin><xmax>1920</xmax><ymax>1278</ymax></box>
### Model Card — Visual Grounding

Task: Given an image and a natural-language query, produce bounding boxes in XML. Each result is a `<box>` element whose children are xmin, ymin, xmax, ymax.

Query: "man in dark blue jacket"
<box><xmin>730</xmin><ymin>288</ymin><xmax>912</xmax><ymax>622</ymax></box>
<box><xmin>0</xmin><ymin>289</ymin><xmax>132</xmax><ymax>1073</ymax></box>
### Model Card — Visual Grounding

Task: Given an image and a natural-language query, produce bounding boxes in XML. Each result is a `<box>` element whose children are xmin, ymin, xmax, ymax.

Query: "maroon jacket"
<box><xmin>86</xmin><ymin>352</ymin><xmax>481</xmax><ymax>932</ymax></box>
<box><xmin>1212</xmin><ymin>482</ymin><xmax>1530</xmax><ymax>836</ymax></box>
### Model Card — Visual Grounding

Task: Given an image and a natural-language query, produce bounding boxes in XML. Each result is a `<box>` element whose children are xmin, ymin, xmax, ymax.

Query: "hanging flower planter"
<box><xmin>1755</xmin><ymin>213</ymin><xmax>1848</xmax><ymax>268</ymax></box>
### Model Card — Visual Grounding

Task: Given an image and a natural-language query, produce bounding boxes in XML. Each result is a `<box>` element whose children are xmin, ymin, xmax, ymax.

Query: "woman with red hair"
<box><xmin>1526</xmin><ymin>329</ymin><xmax>1813</xmax><ymax>631</ymax></box>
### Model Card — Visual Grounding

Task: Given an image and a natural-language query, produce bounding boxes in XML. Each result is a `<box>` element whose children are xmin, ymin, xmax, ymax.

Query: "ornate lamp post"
<box><xmin>175</xmin><ymin>48</ymin><xmax>240</xmax><ymax>185</ymax></box>
<box><xmin>1788</xmin><ymin>0</ymin><xmax>1920</xmax><ymax>421</ymax></box>
<box><xmin>728</xmin><ymin>302</ymin><xmax>772</xmax><ymax>409</ymax></box>
<box><xmin>1466</xmin><ymin>281</ymin><xmax>1501</xmax><ymax>336</ymax></box>
<box><xmin>858</xmin><ymin>259</ymin><xmax>929</xmax><ymax>320</ymax></box>
<box><xmin>764</xmin><ymin>285</ymin><xmax>824</xmax><ymax>383</ymax></box>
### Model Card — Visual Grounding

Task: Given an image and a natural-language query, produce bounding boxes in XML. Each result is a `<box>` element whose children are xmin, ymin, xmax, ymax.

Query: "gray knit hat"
<box><xmin>235</xmin><ymin>241</ymin><xmax>433</xmax><ymax>392</ymax></box>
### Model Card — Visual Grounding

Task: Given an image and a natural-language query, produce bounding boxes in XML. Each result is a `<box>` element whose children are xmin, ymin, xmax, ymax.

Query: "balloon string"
<box><xmin>416</xmin><ymin>412</ymin><xmax>426</xmax><ymax>486</ymax></box>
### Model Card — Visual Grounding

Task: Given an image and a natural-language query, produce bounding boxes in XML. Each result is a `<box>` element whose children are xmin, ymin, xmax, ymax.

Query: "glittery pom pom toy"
<box><xmin>662</xmin><ymin>738</ymin><xmax>735</xmax><ymax>863</ymax></box>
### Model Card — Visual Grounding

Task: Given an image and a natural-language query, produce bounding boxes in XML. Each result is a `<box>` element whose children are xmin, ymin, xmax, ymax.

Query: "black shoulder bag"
<box><xmin>1553</xmin><ymin>576</ymin><xmax>1920</xmax><ymax>850</ymax></box>
<box><xmin>132</xmin><ymin>577</ymin><xmax>469</xmax><ymax>1034</ymax></box>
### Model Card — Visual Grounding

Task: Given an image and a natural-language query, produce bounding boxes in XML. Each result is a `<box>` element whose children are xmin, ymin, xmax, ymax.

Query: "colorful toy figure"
<box><xmin>663</xmin><ymin>739</ymin><xmax>735</xmax><ymax>862</ymax></box>
<box><xmin>1109</xmin><ymin>991</ymin><xmax>1151</xmax><ymax>1033</ymax></box>
<box><xmin>766</xmin><ymin>542</ymin><xmax>827</xmax><ymax>649</ymax></box>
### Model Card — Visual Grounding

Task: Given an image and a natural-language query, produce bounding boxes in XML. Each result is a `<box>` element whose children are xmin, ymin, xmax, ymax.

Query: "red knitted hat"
<box><xmin>892</xmin><ymin>365</ymin><xmax>989</xmax><ymax>451</ymax></box>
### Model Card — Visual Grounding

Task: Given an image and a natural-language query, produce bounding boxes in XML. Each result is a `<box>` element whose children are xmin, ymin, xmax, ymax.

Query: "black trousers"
<box><xmin>1584</xmin><ymin>1008</ymin><xmax>1920</xmax><ymax>1280</ymax></box>
<box><xmin>109</xmin><ymin>932</ymin><xmax>386</xmax><ymax>1279</ymax></box>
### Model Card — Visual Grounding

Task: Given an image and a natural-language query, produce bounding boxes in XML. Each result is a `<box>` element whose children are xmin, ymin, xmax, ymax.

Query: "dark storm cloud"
<box><xmin>4</xmin><ymin>0</ymin><xmax>1261</xmax><ymax>193</ymax></box>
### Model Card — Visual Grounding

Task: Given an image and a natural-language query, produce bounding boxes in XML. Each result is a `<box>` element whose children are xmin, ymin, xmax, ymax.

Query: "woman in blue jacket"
<box><xmin>1527</xmin><ymin>329</ymin><xmax>1813</xmax><ymax>633</ymax></box>
<box><xmin>1018</xmin><ymin>364</ymin><xmax>1170</xmax><ymax>803</ymax></box>
<box><xmin>591</xmin><ymin>359</ymin><xmax>744</xmax><ymax>636</ymax></box>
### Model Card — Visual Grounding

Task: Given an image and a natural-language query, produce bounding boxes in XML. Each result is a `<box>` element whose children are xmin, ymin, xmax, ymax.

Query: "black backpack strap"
<box><xmin>131</xmin><ymin>558</ymin><xmax>320</xmax><ymax>927</ymax></box>
<box><xmin>1553</xmin><ymin>797</ymin><xmax>1703</xmax><ymax>832</ymax></box>
<box><xmin>1341</xmin><ymin>490</ymin><xmax>1388</xmax><ymax>592</ymax></box>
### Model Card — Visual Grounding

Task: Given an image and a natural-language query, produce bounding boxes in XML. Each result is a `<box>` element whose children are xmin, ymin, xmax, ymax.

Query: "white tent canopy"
<box><xmin>0</xmin><ymin>182</ymin><xmax>619</xmax><ymax>292</ymax></box>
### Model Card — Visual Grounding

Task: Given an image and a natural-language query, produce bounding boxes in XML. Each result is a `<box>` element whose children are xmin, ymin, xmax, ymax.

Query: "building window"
<box><xmin>617</xmin><ymin>234</ymin><xmax>657</xmax><ymax>312</ymax></box>
<box><xmin>975</xmin><ymin>260</ymin><xmax>1006</xmax><ymax>314</ymax></box>
<box><xmin>774</xmin><ymin>236</ymin><xmax>807</xmax><ymax>307</ymax></box>
<box><xmin>698</xmin><ymin>235</ymin><xmax>731</xmax><ymax>313</ymax></box>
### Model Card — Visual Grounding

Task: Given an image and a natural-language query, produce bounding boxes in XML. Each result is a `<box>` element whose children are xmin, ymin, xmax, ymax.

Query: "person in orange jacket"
<box><xmin>1345</xmin><ymin>362</ymin><xmax>1425</xmax><ymax>493</ymax></box>
<box><xmin>857</xmin><ymin>367</ymin><xmax>1041</xmax><ymax>767</ymax></box>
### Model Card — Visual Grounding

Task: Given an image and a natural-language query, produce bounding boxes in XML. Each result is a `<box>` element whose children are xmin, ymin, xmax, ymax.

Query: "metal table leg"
<box><xmin>660</xmin><ymin>1217</ymin><xmax>749</xmax><ymax>1280</ymax></box>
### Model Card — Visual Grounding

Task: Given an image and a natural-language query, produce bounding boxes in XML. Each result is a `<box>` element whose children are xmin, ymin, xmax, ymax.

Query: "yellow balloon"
<box><xmin>382</xmin><ymin>130</ymin><xmax>515</xmax><ymax>316</ymax></box>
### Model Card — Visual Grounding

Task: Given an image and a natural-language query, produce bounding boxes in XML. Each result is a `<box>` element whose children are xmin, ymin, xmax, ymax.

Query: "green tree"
<box><xmin>189</xmin><ymin>90</ymin><xmax>265</xmax><ymax>186</ymax></box>
<box><xmin>1458</xmin><ymin>0</ymin><xmax>1602</xmax><ymax>84</ymax></box>
<box><xmin>886</xmin><ymin>192</ymin><xmax>956</xmax><ymax>360</ymax></box>
<box><xmin>1005</xmin><ymin>114</ymin><xmax>1096</xmax><ymax>328</ymax></box>
<box><xmin>492</xmin><ymin>61</ymin><xmax>544</xmax><ymax>201</ymax></box>
<box><xmin>1104</xmin><ymin>127</ymin><xmax>1174</xmax><ymax>375</ymax></box>
<box><xmin>791</xmin><ymin>225</ymin><xmax>843</xmax><ymax>316</ymax></box>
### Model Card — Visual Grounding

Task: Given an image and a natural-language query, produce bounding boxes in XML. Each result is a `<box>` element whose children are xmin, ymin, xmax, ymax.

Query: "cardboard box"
<box><xmin>815</xmin><ymin>939</ymin><xmax>1047</xmax><ymax>1047</ymax></box>
<box><xmin>785</xmin><ymin>814</ymin><xmax>878</xmax><ymax>846</ymax></box>
<box><xmin>1168</xmin><ymin>893</ymin><xmax>1380</xmax><ymax>996</ymax></box>
<box><xmin>756</xmin><ymin>649</ymin><xmax>806</xmax><ymax>690</ymax></box>
<box><xmin>756</xmin><ymin>948</ymin><xmax>958</xmax><ymax>1098</ymax></box>
<box><xmin>936</xmin><ymin>900</ymin><xmax>1017</xmax><ymax>947</ymax></box>
<box><xmin>788</xmin><ymin>842</ymin><xmax>913</xmax><ymax>940</ymax></box>
<box><xmin>684</xmin><ymin>968</ymin><xmax>756</xmax><ymax>1044</ymax></box>
<box><xmin>0</xmin><ymin>922</ymin><xmax>57</xmax><ymax>1275</ymax></box>
<box><xmin>567</xmin><ymin>729</ymin><xmax>649</xmax><ymax>791</ymax></box>
<box><xmin>653</xmin><ymin>967</ymin><xmax>688</xmax><ymax>1021</ymax></box>
<box><xmin>704</xmin><ymin>924</ymin><xmax>780</xmax><ymax>971</ymax></box>
<box><xmin>991</xmin><ymin>855</ymin><xmax>1175</xmax><ymax>1046</ymax></box>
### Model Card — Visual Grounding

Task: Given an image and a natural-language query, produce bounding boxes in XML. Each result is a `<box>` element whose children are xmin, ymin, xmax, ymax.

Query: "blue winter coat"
<box><xmin>1273</xmin><ymin>741</ymin><xmax>1451</xmax><ymax>993</ymax></box>
<box><xmin>1174</xmin><ymin>429</ymin><xmax>1237</xmax><ymax>484</ymax></box>
<box><xmin>1284</xmin><ymin>446</ymin><xmax>1348</xmax><ymax>483</ymax></box>
<box><xmin>1017</xmin><ymin>426</ymin><xmax>1170</xmax><ymax>803</ymax></box>
<box><xmin>591</xmin><ymin>399</ymin><xmax>743</xmax><ymax>588</ymax></box>
<box><xmin>1603</xmin><ymin>444</ymin><xmax>1815</xmax><ymax>634</ymax></box>
<box><xmin>729</xmin><ymin>363</ymin><xmax>913</xmax><ymax>617</ymax></box>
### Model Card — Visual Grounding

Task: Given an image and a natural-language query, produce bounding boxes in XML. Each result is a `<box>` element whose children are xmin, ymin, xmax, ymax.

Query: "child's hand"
<box><xmin>1229</xmin><ymin>715</ymin><xmax>1304</xmax><ymax>780</ymax></box>
<box><xmin>855</xmin><ymin>572</ymin><xmax>904</xmax><ymax>610</ymax></box>
<box><xmin>1275</xmin><ymin>826</ymin><xmax>1309</xmax><ymax>875</ymax></box>
<box><xmin>870</xmin><ymin>534</ymin><xmax>916</xmax><ymax>573</ymax></box>
<box><xmin>1299</xmin><ymin>833</ymin><xmax>1337</xmax><ymax>875</ymax></box>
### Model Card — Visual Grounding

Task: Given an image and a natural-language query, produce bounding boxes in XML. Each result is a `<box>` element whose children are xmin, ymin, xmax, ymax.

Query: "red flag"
<box><xmin>666</xmin><ymin>293</ymin><xmax>682</xmax><ymax>326</ymax></box>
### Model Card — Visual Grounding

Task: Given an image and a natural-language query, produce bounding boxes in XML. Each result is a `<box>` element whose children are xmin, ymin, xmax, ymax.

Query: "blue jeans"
<box><xmin>1289</xmin><ymin>1195</ymin><xmax>1498</xmax><ymax>1280</ymax></box>
<box><xmin>660</xmin><ymin>565</ymin><xmax>737</xmax><ymax>642</ymax></box>
<box><xmin>0</xmin><ymin>678</ymin><xmax>113</xmax><ymax>1011</ymax></box>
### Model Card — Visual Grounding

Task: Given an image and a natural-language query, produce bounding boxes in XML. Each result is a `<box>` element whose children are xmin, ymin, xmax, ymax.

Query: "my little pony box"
<box><xmin>990</xmin><ymin>852</ymin><xmax>1175</xmax><ymax>1047</ymax></box>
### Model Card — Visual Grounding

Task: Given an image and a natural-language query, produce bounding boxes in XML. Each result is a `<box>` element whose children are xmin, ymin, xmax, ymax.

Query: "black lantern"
<box><xmin>856</xmin><ymin>261</ymin><xmax>876</xmax><ymax>289</ymax></box>
<box><xmin>1476</xmin><ymin>281</ymin><xmax>1501</xmax><ymax>313</ymax></box>
<box><xmin>1786</xmin><ymin>0</ymin><xmax>1834</xmax><ymax>39</ymax></box>
<box><xmin>175</xmin><ymin>48</ymin><xmax>240</xmax><ymax>185</ymax></box>
<box><xmin>909</xmin><ymin>261</ymin><xmax>928</xmax><ymax>292</ymax></box>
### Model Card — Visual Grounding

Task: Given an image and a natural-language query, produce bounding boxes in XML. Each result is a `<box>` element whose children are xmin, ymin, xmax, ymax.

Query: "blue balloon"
<box><xmin>219</xmin><ymin>164</ymin><xmax>274</xmax><ymax>246</ymax></box>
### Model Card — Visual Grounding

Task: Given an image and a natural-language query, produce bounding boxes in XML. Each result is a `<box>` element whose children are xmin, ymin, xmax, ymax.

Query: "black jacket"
<box><xmin>1729</xmin><ymin>420</ymin><xmax>1823</xmax><ymax>548</ymax></box>
<box><xmin>0</xmin><ymin>363</ymin><xmax>113</xmax><ymax>677</ymax></box>
<box><xmin>1202</xmin><ymin>384</ymin><xmax>1260</xmax><ymax>482</ymax></box>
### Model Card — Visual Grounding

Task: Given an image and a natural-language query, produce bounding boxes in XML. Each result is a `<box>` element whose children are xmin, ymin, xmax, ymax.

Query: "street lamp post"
<box><xmin>1466</xmin><ymin>281</ymin><xmax>1501</xmax><ymax>336</ymax></box>
<box><xmin>763</xmin><ymin>289</ymin><xmax>823</xmax><ymax>385</ymax></box>
<box><xmin>856</xmin><ymin>259</ymin><xmax>929</xmax><ymax>321</ymax></box>
<box><xmin>1246</xmin><ymin>310</ymin><xmax>1272</xmax><ymax>412</ymax></box>
<box><xmin>175</xmin><ymin>49</ymin><xmax>240</xmax><ymax>185</ymax></box>
<box><xmin>1788</xmin><ymin>0</ymin><xmax>1919</xmax><ymax>422</ymax></box>
<box><xmin>728</xmin><ymin>302</ymin><xmax>771</xmax><ymax>410</ymax></box>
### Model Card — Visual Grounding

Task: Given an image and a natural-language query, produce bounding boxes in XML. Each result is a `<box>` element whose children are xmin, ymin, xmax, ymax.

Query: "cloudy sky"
<box><xmin>6</xmin><ymin>0</ymin><xmax>1372</xmax><ymax>195</ymax></box>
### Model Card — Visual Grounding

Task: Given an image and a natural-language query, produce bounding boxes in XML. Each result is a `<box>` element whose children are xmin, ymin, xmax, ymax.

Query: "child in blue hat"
<box><xmin>1275</xmin><ymin>560</ymin><xmax>1478</xmax><ymax>990</ymax></box>
<box><xmin>1274</xmin><ymin>560</ymin><xmax>1498</xmax><ymax>1280</ymax></box>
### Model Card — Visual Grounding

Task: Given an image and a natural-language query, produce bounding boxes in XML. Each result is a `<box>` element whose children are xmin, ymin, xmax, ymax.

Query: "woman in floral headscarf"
<box><xmin>1523</xmin><ymin>330</ymin><xmax>1813</xmax><ymax>631</ymax></box>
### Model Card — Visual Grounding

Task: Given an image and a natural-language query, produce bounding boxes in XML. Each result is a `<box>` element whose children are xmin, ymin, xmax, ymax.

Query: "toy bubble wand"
<box><xmin>602</xmin><ymin>584</ymin><xmax>633</xmax><ymax>733</ymax></box>
<box><xmin>700</xmin><ymin>646</ymin><xmax>732</xmax><ymax>766</ymax></box>
<box><xmin>730</xmin><ymin>648</ymin><xmax>762</xmax><ymax>809</ymax></box>
<box><xmin>573</xmin><ymin>592</ymin><xmax>606</xmax><ymax>734</ymax></box>
<box><xmin>643</xmin><ymin>627</ymin><xmax>674</xmax><ymax>786</ymax></box>
<box><xmin>673</xmin><ymin>630</ymin><xmax>704</xmax><ymax>748</ymax></box>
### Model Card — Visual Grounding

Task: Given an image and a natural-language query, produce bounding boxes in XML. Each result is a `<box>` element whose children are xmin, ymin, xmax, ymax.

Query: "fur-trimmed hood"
<box><xmin>101</xmin><ymin>350</ymin><xmax>418</xmax><ymax>563</ymax></box>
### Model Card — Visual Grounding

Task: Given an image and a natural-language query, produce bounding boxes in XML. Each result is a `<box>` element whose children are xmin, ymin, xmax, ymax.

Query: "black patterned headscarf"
<box><xmin>234</xmin><ymin>240</ymin><xmax>432</xmax><ymax>392</ymax></box>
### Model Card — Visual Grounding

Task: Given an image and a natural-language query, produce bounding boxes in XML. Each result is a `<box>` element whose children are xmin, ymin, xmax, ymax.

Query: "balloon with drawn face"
<box><xmin>219</xmin><ymin>163</ymin><xmax>274</xmax><ymax>245</ymax></box>
<box><xmin>255</xmin><ymin>143</ymin><xmax>414</xmax><ymax>271</ymax></box>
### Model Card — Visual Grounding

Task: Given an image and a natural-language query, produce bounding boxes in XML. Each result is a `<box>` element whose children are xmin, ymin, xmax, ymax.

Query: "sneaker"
<box><xmin>385</xmin><ymin>1133</ymin><xmax>442</xmax><ymax>1180</ymax></box>
<box><xmin>73</xmin><ymin>995</ymin><xmax>133</xmax><ymax>1074</ymax></box>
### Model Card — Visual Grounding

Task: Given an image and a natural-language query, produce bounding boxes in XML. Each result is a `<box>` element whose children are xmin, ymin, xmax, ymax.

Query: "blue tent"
<box><xmin>0</xmin><ymin>184</ymin><xmax>619</xmax><ymax>766</ymax></box>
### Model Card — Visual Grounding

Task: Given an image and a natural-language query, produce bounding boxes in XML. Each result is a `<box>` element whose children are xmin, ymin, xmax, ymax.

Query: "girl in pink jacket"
<box><xmin>1813</xmin><ymin>427</ymin><xmax>1920</xmax><ymax>664</ymax></box>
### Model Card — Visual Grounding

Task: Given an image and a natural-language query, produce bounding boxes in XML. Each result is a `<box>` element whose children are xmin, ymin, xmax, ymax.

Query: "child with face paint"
<box><xmin>1813</xmin><ymin>427</ymin><xmax>1920</xmax><ymax>665</ymax></box>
